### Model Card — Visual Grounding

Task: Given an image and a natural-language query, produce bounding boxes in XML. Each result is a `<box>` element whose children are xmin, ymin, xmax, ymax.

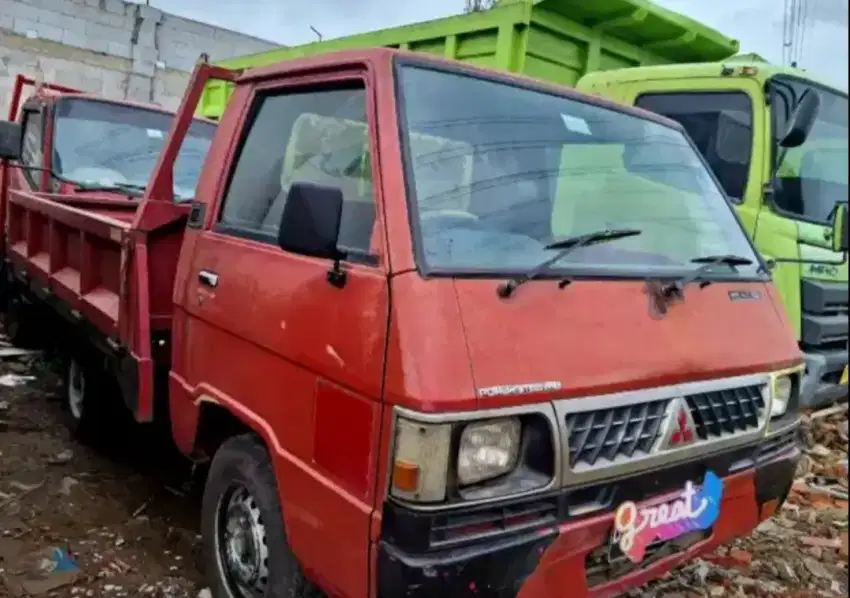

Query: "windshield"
<box><xmin>771</xmin><ymin>77</ymin><xmax>848</xmax><ymax>224</ymax></box>
<box><xmin>52</xmin><ymin>98</ymin><xmax>216</xmax><ymax>201</ymax></box>
<box><xmin>397</xmin><ymin>66</ymin><xmax>762</xmax><ymax>278</ymax></box>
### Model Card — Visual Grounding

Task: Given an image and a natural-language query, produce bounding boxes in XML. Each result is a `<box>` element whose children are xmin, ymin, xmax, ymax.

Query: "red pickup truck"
<box><xmin>0</xmin><ymin>50</ymin><xmax>806</xmax><ymax>598</ymax></box>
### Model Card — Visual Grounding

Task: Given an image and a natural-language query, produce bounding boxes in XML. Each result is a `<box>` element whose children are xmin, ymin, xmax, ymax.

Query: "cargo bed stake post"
<box><xmin>118</xmin><ymin>59</ymin><xmax>241</xmax><ymax>424</ymax></box>
<box><xmin>133</xmin><ymin>57</ymin><xmax>241</xmax><ymax>231</ymax></box>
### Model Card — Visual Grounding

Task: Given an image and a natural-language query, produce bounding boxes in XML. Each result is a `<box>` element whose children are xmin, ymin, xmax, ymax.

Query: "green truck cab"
<box><xmin>195</xmin><ymin>0</ymin><xmax>849</xmax><ymax>407</ymax></box>
<box><xmin>577</xmin><ymin>59</ymin><xmax>849</xmax><ymax>407</ymax></box>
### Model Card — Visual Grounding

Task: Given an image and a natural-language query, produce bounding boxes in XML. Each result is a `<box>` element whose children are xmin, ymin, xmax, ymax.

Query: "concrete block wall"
<box><xmin>0</xmin><ymin>0</ymin><xmax>279</xmax><ymax>115</ymax></box>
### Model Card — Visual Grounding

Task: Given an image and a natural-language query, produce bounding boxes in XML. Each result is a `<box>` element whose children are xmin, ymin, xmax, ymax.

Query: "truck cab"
<box><xmin>578</xmin><ymin>59</ymin><xmax>849</xmax><ymax>407</ymax></box>
<box><xmin>0</xmin><ymin>75</ymin><xmax>217</xmax><ymax>347</ymax></box>
<box><xmin>1</xmin><ymin>74</ymin><xmax>216</xmax><ymax>216</ymax></box>
<box><xmin>0</xmin><ymin>50</ymin><xmax>810</xmax><ymax>598</ymax></box>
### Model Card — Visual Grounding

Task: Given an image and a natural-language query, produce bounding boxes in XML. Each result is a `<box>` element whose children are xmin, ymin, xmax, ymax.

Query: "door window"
<box><xmin>20</xmin><ymin>109</ymin><xmax>44</xmax><ymax>188</ymax></box>
<box><xmin>216</xmin><ymin>83</ymin><xmax>377</xmax><ymax>260</ymax></box>
<box><xmin>635</xmin><ymin>92</ymin><xmax>754</xmax><ymax>202</ymax></box>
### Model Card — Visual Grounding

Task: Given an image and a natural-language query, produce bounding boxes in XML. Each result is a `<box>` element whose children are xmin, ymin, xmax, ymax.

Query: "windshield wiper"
<box><xmin>497</xmin><ymin>228</ymin><xmax>642</xmax><ymax>299</ymax></box>
<box><xmin>661</xmin><ymin>254</ymin><xmax>754</xmax><ymax>297</ymax></box>
<box><xmin>74</xmin><ymin>182</ymin><xmax>146</xmax><ymax>197</ymax></box>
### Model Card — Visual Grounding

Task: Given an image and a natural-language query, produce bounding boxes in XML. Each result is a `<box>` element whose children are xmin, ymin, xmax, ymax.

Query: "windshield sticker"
<box><xmin>477</xmin><ymin>381</ymin><xmax>562</xmax><ymax>398</ymax></box>
<box><xmin>146</xmin><ymin>128</ymin><xmax>164</xmax><ymax>139</ymax></box>
<box><xmin>560</xmin><ymin>114</ymin><xmax>591</xmax><ymax>135</ymax></box>
<box><xmin>613</xmin><ymin>471</ymin><xmax>723</xmax><ymax>563</ymax></box>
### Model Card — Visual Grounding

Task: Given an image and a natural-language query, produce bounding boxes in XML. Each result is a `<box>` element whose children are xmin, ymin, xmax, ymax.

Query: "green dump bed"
<box><xmin>198</xmin><ymin>0</ymin><xmax>738</xmax><ymax>118</ymax></box>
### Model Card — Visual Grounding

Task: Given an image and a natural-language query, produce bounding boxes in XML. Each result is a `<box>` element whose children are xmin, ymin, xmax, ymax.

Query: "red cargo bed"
<box><xmin>5</xmin><ymin>187</ymin><xmax>189</xmax><ymax>421</ymax></box>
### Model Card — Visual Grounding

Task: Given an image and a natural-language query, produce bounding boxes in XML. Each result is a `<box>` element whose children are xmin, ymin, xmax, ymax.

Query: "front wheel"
<box><xmin>201</xmin><ymin>434</ymin><xmax>319</xmax><ymax>598</ymax></box>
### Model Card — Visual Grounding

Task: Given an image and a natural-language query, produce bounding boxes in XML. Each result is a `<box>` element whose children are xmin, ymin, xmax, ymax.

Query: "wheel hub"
<box><xmin>217</xmin><ymin>486</ymin><xmax>269</xmax><ymax>596</ymax></box>
<box><xmin>68</xmin><ymin>360</ymin><xmax>85</xmax><ymax>421</ymax></box>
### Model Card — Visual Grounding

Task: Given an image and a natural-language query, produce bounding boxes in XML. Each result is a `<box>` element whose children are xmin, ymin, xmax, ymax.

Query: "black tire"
<box><xmin>202</xmin><ymin>434</ymin><xmax>319</xmax><ymax>598</ymax></box>
<box><xmin>3</xmin><ymin>296</ymin><xmax>43</xmax><ymax>349</ymax></box>
<box><xmin>62</xmin><ymin>354</ymin><xmax>121</xmax><ymax>444</ymax></box>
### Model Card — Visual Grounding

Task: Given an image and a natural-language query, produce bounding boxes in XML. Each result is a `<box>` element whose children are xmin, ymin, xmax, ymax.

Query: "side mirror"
<box><xmin>0</xmin><ymin>121</ymin><xmax>23</xmax><ymax>160</ymax></box>
<box><xmin>780</xmin><ymin>89</ymin><xmax>821</xmax><ymax>149</ymax></box>
<box><xmin>831</xmin><ymin>202</ymin><xmax>848</xmax><ymax>253</ymax></box>
<box><xmin>277</xmin><ymin>181</ymin><xmax>344</xmax><ymax>261</ymax></box>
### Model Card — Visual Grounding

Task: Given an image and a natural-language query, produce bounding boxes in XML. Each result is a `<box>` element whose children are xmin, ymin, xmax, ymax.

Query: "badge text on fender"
<box><xmin>613</xmin><ymin>471</ymin><xmax>724</xmax><ymax>563</ymax></box>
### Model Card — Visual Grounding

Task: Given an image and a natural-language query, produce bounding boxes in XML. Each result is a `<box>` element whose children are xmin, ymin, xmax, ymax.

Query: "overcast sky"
<box><xmin>155</xmin><ymin>0</ymin><xmax>848</xmax><ymax>90</ymax></box>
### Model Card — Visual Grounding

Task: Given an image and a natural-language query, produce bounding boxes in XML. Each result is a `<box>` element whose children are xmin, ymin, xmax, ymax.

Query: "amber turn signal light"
<box><xmin>392</xmin><ymin>459</ymin><xmax>420</xmax><ymax>493</ymax></box>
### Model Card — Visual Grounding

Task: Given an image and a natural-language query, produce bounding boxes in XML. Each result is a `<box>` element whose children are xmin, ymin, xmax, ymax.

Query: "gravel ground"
<box><xmin>0</xmin><ymin>342</ymin><xmax>847</xmax><ymax>597</ymax></box>
<box><xmin>0</xmin><ymin>351</ymin><xmax>205</xmax><ymax>597</ymax></box>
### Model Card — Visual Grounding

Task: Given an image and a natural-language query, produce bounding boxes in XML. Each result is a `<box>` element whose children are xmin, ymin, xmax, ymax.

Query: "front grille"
<box><xmin>565</xmin><ymin>384</ymin><xmax>766</xmax><ymax>469</ymax></box>
<box><xmin>685</xmin><ymin>384</ymin><xmax>766</xmax><ymax>440</ymax></box>
<box><xmin>758</xmin><ymin>427</ymin><xmax>799</xmax><ymax>462</ymax></box>
<box><xmin>428</xmin><ymin>499</ymin><xmax>558</xmax><ymax>550</ymax></box>
<box><xmin>566</xmin><ymin>400</ymin><xmax>668</xmax><ymax>467</ymax></box>
<box><xmin>801</xmin><ymin>279</ymin><xmax>848</xmax><ymax>352</ymax></box>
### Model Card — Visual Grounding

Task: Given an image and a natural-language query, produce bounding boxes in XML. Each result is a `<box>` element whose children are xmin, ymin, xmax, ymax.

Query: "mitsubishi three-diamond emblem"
<box><xmin>659</xmin><ymin>397</ymin><xmax>697</xmax><ymax>451</ymax></box>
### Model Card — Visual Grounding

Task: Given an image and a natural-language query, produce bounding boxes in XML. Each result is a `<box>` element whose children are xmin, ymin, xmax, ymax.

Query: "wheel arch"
<box><xmin>194</xmin><ymin>400</ymin><xmax>262</xmax><ymax>460</ymax></box>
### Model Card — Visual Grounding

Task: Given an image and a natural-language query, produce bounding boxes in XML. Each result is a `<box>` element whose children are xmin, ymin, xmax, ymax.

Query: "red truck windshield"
<box><xmin>53</xmin><ymin>98</ymin><xmax>216</xmax><ymax>201</ymax></box>
<box><xmin>396</xmin><ymin>65</ymin><xmax>762</xmax><ymax>280</ymax></box>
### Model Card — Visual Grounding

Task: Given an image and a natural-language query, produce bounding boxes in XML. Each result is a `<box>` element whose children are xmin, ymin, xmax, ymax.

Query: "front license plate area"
<box><xmin>586</xmin><ymin>529</ymin><xmax>710</xmax><ymax>587</ymax></box>
<box><xmin>610</xmin><ymin>471</ymin><xmax>724</xmax><ymax>564</ymax></box>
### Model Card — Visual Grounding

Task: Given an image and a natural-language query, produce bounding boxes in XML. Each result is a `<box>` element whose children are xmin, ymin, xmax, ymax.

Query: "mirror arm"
<box><xmin>326</xmin><ymin>252</ymin><xmax>348</xmax><ymax>289</ymax></box>
<box><xmin>825</xmin><ymin>200</ymin><xmax>848</xmax><ymax>222</ymax></box>
<box><xmin>766</xmin><ymin>252</ymin><xmax>849</xmax><ymax>270</ymax></box>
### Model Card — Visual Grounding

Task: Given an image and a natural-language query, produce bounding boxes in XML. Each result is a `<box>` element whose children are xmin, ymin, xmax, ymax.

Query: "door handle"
<box><xmin>198</xmin><ymin>269</ymin><xmax>219</xmax><ymax>288</ymax></box>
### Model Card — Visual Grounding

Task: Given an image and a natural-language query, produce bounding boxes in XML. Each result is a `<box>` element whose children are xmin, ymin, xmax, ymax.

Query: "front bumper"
<box><xmin>800</xmin><ymin>348</ymin><xmax>848</xmax><ymax>408</ymax></box>
<box><xmin>377</xmin><ymin>433</ymin><xmax>799</xmax><ymax>598</ymax></box>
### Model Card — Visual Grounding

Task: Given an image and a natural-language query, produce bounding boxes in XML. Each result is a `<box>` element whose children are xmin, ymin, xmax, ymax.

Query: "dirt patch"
<box><xmin>0</xmin><ymin>340</ymin><xmax>847</xmax><ymax>597</ymax></box>
<box><xmin>0</xmin><ymin>349</ymin><xmax>206</xmax><ymax>597</ymax></box>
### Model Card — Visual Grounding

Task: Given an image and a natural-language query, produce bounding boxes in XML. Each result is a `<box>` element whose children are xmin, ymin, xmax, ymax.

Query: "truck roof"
<box><xmin>580</xmin><ymin>56</ymin><xmax>848</xmax><ymax>94</ymax></box>
<box><xmin>238</xmin><ymin>46</ymin><xmax>686</xmax><ymax>132</ymax></box>
<box><xmin>30</xmin><ymin>87</ymin><xmax>218</xmax><ymax>125</ymax></box>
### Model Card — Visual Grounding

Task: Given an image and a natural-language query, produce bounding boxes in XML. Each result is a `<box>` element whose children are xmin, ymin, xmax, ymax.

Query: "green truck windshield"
<box><xmin>772</xmin><ymin>78</ymin><xmax>848</xmax><ymax>224</ymax></box>
<box><xmin>398</xmin><ymin>65</ymin><xmax>761</xmax><ymax>278</ymax></box>
<box><xmin>53</xmin><ymin>98</ymin><xmax>216</xmax><ymax>201</ymax></box>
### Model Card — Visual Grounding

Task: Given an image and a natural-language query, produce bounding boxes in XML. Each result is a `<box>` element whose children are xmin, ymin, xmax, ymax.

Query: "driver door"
<box><xmin>172</xmin><ymin>69</ymin><xmax>390</xmax><ymax>598</ymax></box>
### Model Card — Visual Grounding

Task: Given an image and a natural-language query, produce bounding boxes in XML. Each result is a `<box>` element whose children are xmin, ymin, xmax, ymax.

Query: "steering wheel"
<box><xmin>419</xmin><ymin>210</ymin><xmax>479</xmax><ymax>229</ymax></box>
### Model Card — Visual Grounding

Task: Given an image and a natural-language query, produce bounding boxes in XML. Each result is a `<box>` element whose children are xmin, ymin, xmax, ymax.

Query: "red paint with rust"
<box><xmin>2</xmin><ymin>51</ymin><xmax>803</xmax><ymax>598</ymax></box>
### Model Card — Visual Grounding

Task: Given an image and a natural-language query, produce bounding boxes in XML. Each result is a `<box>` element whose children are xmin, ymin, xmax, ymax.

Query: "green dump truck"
<box><xmin>197</xmin><ymin>0</ymin><xmax>848</xmax><ymax>407</ymax></box>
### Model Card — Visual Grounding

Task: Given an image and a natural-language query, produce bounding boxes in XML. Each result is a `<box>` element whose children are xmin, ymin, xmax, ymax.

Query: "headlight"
<box><xmin>771</xmin><ymin>374</ymin><xmax>793</xmax><ymax>418</ymax></box>
<box><xmin>389</xmin><ymin>412</ymin><xmax>546</xmax><ymax>505</ymax></box>
<box><xmin>458</xmin><ymin>418</ymin><xmax>521</xmax><ymax>486</ymax></box>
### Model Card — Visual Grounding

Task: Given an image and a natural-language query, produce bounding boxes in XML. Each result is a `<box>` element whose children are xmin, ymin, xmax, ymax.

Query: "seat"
<box><xmin>260</xmin><ymin>114</ymin><xmax>376</xmax><ymax>252</ymax></box>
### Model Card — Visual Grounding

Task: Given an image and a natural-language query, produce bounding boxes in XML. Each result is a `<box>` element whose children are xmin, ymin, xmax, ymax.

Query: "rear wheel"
<box><xmin>3</xmin><ymin>296</ymin><xmax>43</xmax><ymax>349</ymax></box>
<box><xmin>62</xmin><ymin>354</ymin><xmax>126</xmax><ymax>444</ymax></box>
<box><xmin>202</xmin><ymin>434</ymin><xmax>319</xmax><ymax>598</ymax></box>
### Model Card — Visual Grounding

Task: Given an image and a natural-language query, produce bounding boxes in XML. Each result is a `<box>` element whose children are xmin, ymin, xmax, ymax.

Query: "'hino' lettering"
<box><xmin>477</xmin><ymin>381</ymin><xmax>562</xmax><ymax>398</ymax></box>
